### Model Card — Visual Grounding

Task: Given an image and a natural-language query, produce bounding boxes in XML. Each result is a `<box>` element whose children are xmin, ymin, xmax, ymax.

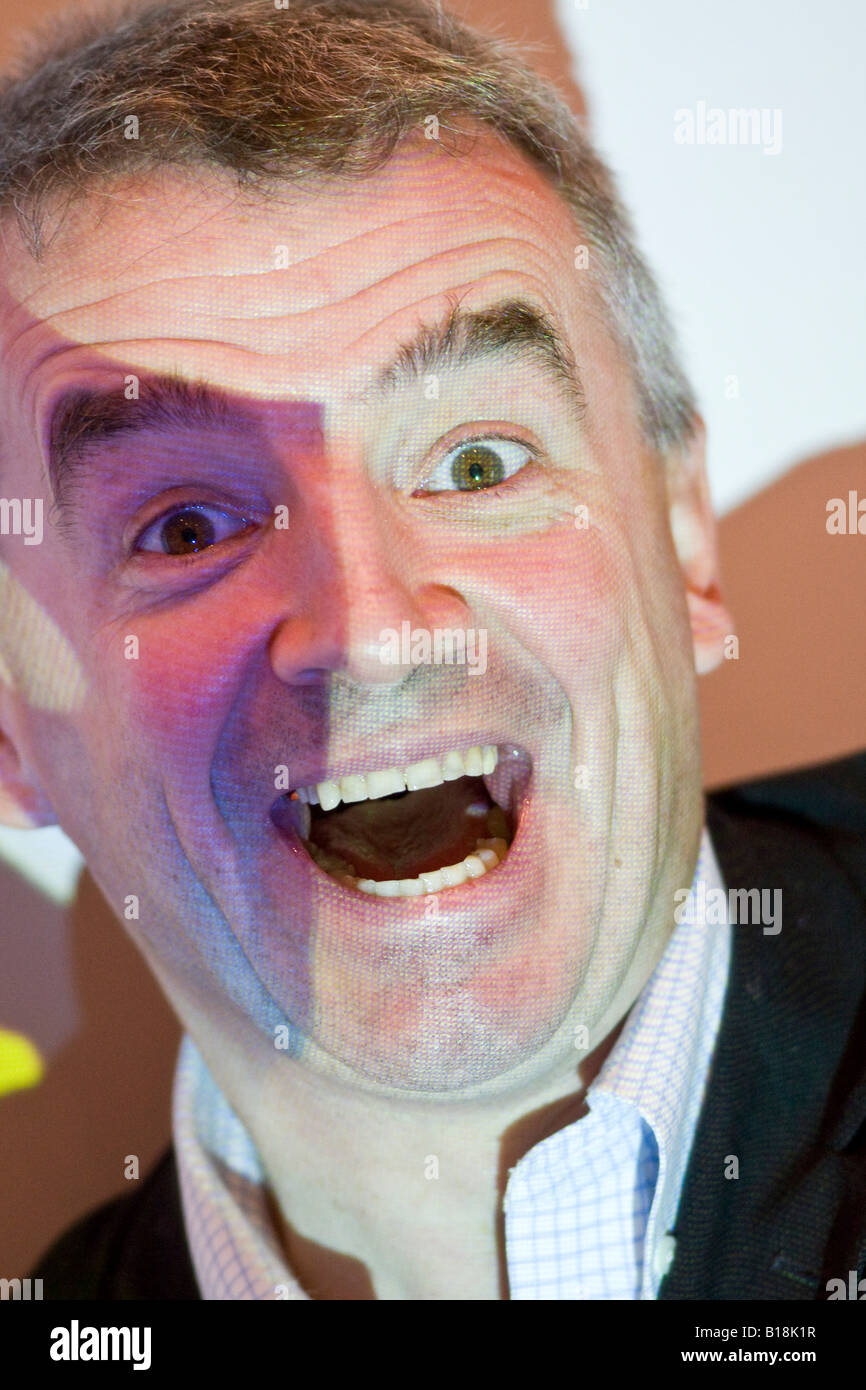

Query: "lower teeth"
<box><xmin>305</xmin><ymin>836</ymin><xmax>510</xmax><ymax>897</ymax></box>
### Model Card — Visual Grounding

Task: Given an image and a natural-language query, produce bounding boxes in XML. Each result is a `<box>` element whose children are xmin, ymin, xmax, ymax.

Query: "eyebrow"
<box><xmin>46</xmin><ymin>297</ymin><xmax>585</xmax><ymax>514</ymax></box>
<box><xmin>372</xmin><ymin>296</ymin><xmax>585</xmax><ymax>407</ymax></box>
<box><xmin>47</xmin><ymin>376</ymin><xmax>241</xmax><ymax>514</ymax></box>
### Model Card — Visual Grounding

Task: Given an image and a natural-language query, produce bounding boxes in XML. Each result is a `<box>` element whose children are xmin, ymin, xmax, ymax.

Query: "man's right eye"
<box><xmin>135</xmin><ymin>504</ymin><xmax>253</xmax><ymax>556</ymax></box>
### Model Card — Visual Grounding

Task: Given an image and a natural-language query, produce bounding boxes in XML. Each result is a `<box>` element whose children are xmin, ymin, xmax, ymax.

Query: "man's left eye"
<box><xmin>416</xmin><ymin>438</ymin><xmax>533</xmax><ymax>494</ymax></box>
<box><xmin>135</xmin><ymin>504</ymin><xmax>251</xmax><ymax>556</ymax></box>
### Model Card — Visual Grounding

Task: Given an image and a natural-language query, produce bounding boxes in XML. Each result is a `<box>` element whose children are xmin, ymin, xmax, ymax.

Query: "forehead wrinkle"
<box><xmin>17</xmin><ymin>142</ymin><xmax>573</xmax><ymax>301</ymax></box>
<box><xmin>1</xmin><ymin>139</ymin><xmax>584</xmax><ymax>381</ymax></box>
<box><xmin>11</xmin><ymin>227</ymin><xmax>567</xmax><ymax>344</ymax></box>
<box><xmin>3</xmin><ymin>204</ymin><xmax>576</xmax><ymax>399</ymax></box>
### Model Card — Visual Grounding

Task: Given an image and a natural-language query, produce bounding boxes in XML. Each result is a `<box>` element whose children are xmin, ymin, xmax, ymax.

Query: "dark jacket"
<box><xmin>30</xmin><ymin>753</ymin><xmax>866</xmax><ymax>1299</ymax></box>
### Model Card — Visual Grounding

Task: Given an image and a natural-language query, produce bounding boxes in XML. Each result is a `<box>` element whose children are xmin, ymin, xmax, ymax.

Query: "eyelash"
<box><xmin>412</xmin><ymin>432</ymin><xmax>538</xmax><ymax>501</ymax></box>
<box><xmin>132</xmin><ymin>506</ymin><xmax>254</xmax><ymax>560</ymax></box>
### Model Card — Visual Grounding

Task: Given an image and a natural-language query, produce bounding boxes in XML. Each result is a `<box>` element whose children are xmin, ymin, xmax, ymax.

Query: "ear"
<box><xmin>0</xmin><ymin>702</ymin><xmax>58</xmax><ymax>829</ymax></box>
<box><xmin>664</xmin><ymin>415</ymin><xmax>736</xmax><ymax>675</ymax></box>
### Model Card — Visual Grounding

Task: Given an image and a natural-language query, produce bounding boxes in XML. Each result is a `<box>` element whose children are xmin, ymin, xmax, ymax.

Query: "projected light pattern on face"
<box><xmin>0</xmin><ymin>131</ymin><xmax>730</xmax><ymax>1102</ymax></box>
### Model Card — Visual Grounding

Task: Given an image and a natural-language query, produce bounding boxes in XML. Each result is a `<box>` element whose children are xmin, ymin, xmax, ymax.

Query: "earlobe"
<box><xmin>686</xmin><ymin>584</ymin><xmax>735</xmax><ymax>675</ymax></box>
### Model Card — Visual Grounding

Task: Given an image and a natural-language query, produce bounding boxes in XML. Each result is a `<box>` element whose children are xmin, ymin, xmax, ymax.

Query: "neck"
<box><xmin>192</xmin><ymin>1011</ymin><xmax>628</xmax><ymax>1300</ymax></box>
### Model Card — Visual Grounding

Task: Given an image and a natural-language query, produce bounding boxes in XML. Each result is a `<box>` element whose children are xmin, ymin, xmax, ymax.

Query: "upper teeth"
<box><xmin>294</xmin><ymin>744</ymin><xmax>499</xmax><ymax>812</ymax></box>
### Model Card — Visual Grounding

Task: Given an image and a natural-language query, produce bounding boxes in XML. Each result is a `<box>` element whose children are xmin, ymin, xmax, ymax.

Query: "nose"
<box><xmin>268</xmin><ymin>468</ymin><xmax>470</xmax><ymax>690</ymax></box>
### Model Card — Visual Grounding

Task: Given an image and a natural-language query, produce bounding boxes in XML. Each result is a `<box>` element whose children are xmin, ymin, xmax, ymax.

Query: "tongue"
<box><xmin>308</xmin><ymin>776</ymin><xmax>500</xmax><ymax>880</ymax></box>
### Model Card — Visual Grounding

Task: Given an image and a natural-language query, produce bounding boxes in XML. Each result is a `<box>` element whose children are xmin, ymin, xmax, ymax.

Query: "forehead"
<box><xmin>0</xmin><ymin>130</ymin><xmax>596</xmax><ymax>411</ymax></box>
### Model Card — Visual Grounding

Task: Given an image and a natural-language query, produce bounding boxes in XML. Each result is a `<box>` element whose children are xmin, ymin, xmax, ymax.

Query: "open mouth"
<box><xmin>270</xmin><ymin>743</ymin><xmax>533</xmax><ymax>899</ymax></box>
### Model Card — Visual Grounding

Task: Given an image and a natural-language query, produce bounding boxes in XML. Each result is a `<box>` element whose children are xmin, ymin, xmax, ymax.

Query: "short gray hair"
<box><xmin>0</xmin><ymin>0</ymin><xmax>697</xmax><ymax>453</ymax></box>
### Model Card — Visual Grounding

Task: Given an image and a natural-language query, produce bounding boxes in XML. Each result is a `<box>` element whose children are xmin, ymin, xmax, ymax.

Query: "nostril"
<box><xmin>293</xmin><ymin>667</ymin><xmax>332</xmax><ymax>685</ymax></box>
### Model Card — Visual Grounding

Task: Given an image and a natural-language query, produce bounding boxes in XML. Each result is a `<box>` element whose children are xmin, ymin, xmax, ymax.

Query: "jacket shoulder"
<box><xmin>708</xmin><ymin>748</ymin><xmax>866</xmax><ymax>829</ymax></box>
<box><xmin>29</xmin><ymin>1147</ymin><xmax>199</xmax><ymax>1300</ymax></box>
<box><xmin>707</xmin><ymin>749</ymin><xmax>866</xmax><ymax>899</ymax></box>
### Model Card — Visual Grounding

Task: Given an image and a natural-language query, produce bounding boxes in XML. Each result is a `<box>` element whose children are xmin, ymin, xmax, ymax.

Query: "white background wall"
<box><xmin>557</xmin><ymin>0</ymin><xmax>866</xmax><ymax>513</ymax></box>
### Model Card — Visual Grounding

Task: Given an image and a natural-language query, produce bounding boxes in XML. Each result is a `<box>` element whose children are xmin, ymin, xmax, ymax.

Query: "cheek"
<box><xmin>453</xmin><ymin>517</ymin><xmax>633</xmax><ymax>676</ymax></box>
<box><xmin>92</xmin><ymin>599</ymin><xmax>253</xmax><ymax>757</ymax></box>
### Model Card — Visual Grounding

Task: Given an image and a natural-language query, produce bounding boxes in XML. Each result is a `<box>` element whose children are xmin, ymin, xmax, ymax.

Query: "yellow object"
<box><xmin>0</xmin><ymin>1028</ymin><xmax>44</xmax><ymax>1097</ymax></box>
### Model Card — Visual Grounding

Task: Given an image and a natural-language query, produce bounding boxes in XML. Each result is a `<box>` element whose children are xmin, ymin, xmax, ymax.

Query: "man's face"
<box><xmin>0</xmin><ymin>131</ymin><xmax>720</xmax><ymax>1097</ymax></box>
